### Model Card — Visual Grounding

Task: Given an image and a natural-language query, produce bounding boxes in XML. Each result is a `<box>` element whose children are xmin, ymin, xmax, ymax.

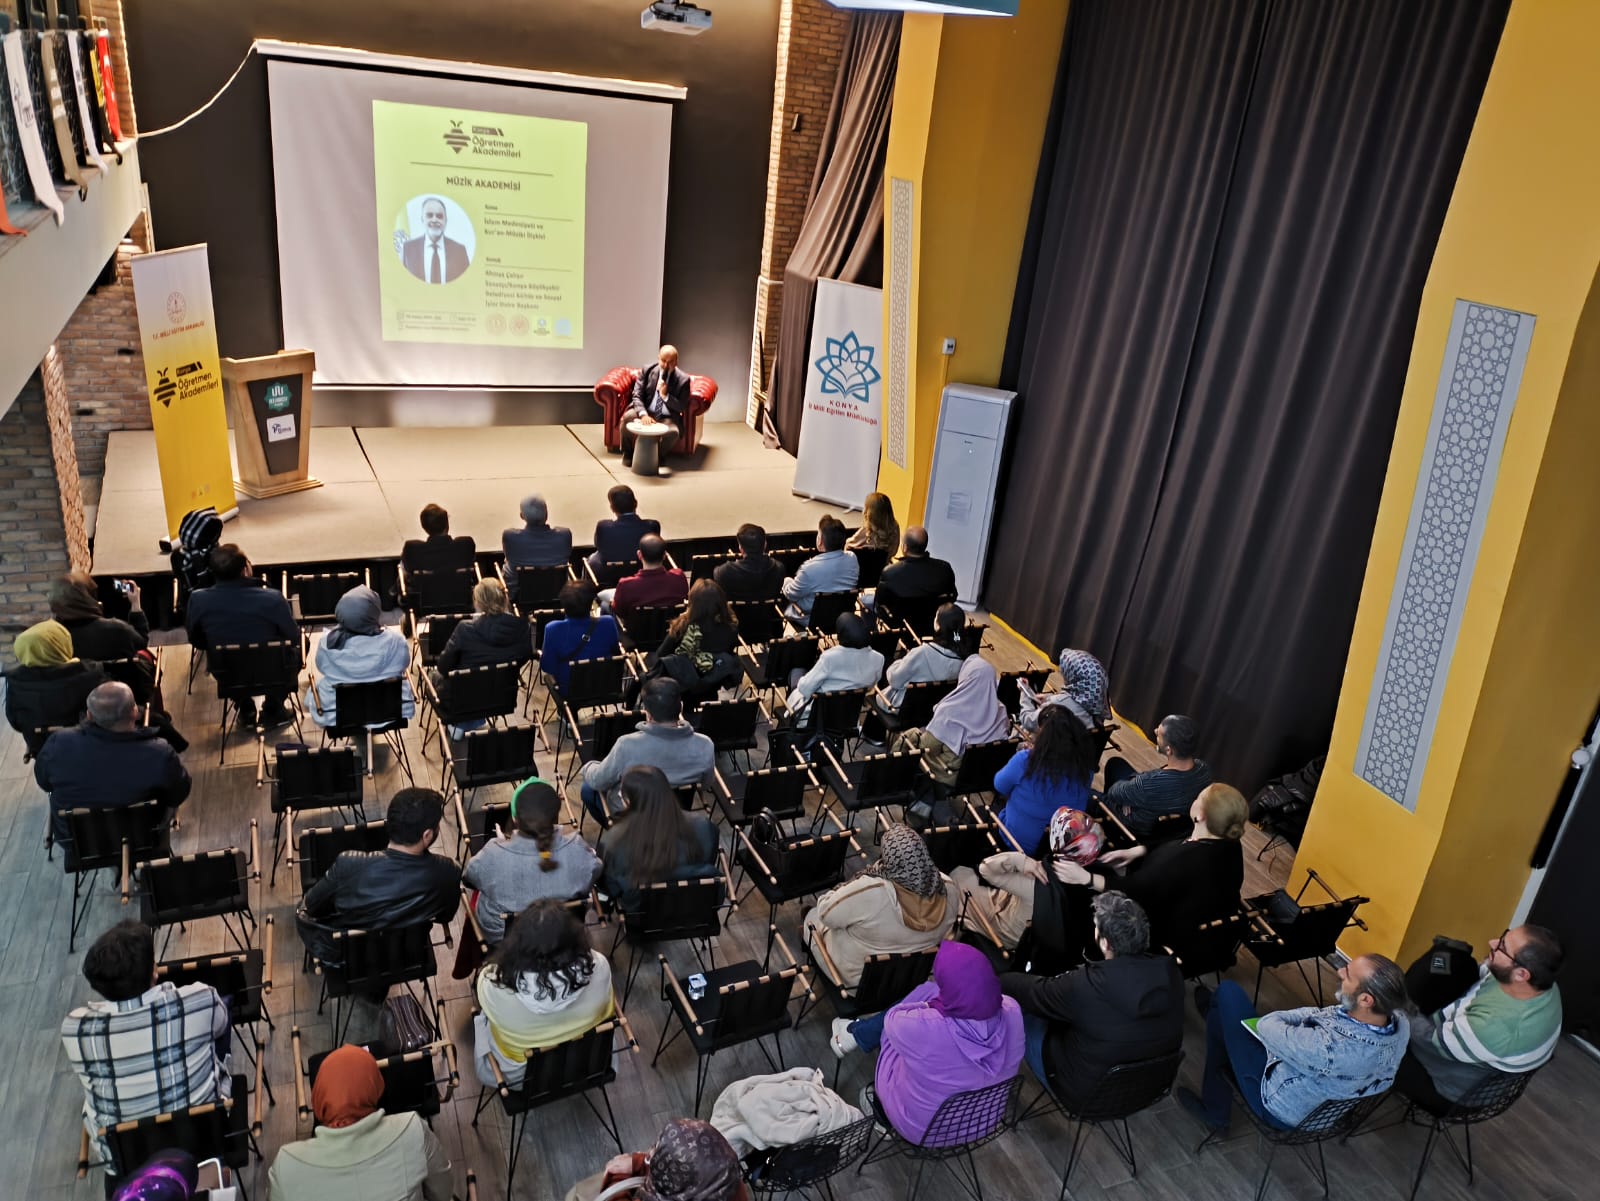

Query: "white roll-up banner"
<box><xmin>792</xmin><ymin>279</ymin><xmax>884</xmax><ymax>507</ymax></box>
<box><xmin>3</xmin><ymin>31</ymin><xmax>64</xmax><ymax>224</ymax></box>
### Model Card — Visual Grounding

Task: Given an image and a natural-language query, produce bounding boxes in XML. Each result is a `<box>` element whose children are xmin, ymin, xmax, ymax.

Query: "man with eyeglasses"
<box><xmin>1397</xmin><ymin>924</ymin><xmax>1564</xmax><ymax>1106</ymax></box>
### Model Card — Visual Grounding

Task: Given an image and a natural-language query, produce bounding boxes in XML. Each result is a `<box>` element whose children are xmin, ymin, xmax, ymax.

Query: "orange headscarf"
<box><xmin>311</xmin><ymin>1045</ymin><xmax>385</xmax><ymax>1128</ymax></box>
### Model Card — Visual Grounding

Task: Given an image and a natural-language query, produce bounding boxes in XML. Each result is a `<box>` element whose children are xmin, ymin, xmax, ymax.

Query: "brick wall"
<box><xmin>748</xmin><ymin>0</ymin><xmax>852</xmax><ymax>421</ymax></box>
<box><xmin>0</xmin><ymin>362</ymin><xmax>86</xmax><ymax>659</ymax></box>
<box><xmin>59</xmin><ymin>234</ymin><xmax>152</xmax><ymax>498</ymax></box>
<box><xmin>83</xmin><ymin>0</ymin><xmax>139</xmax><ymax>135</ymax></box>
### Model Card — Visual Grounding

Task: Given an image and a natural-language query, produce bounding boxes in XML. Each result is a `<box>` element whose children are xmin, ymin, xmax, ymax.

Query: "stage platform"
<box><xmin>91</xmin><ymin>422</ymin><xmax>849</xmax><ymax>577</ymax></box>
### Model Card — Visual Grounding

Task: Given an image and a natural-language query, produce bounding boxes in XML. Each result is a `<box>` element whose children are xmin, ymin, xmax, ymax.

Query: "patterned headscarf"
<box><xmin>1058</xmin><ymin>649</ymin><xmax>1110</xmax><ymax>723</ymax></box>
<box><xmin>14</xmin><ymin>620</ymin><xmax>77</xmax><ymax>668</ymax></box>
<box><xmin>868</xmin><ymin>823</ymin><xmax>940</xmax><ymax>898</ymax></box>
<box><xmin>324</xmin><ymin>585</ymin><xmax>384</xmax><ymax>650</ymax></box>
<box><xmin>1049</xmin><ymin>807</ymin><xmax>1104</xmax><ymax>866</ymax></box>
<box><xmin>641</xmin><ymin>1119</ymin><xmax>742</xmax><ymax>1201</ymax></box>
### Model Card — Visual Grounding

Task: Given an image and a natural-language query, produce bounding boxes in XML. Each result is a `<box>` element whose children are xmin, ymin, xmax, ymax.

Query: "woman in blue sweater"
<box><xmin>993</xmin><ymin>706</ymin><xmax>1096</xmax><ymax>856</ymax></box>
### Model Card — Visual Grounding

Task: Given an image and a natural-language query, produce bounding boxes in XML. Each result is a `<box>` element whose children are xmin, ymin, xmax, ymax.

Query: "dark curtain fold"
<box><xmin>988</xmin><ymin>0</ymin><xmax>1508</xmax><ymax>790</ymax></box>
<box><xmin>766</xmin><ymin>13</ymin><xmax>899</xmax><ymax>453</ymax></box>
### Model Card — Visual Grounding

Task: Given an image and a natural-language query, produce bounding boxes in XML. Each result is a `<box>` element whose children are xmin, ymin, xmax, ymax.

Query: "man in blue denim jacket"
<box><xmin>1178</xmin><ymin>955</ymin><xmax>1410</xmax><ymax>1131</ymax></box>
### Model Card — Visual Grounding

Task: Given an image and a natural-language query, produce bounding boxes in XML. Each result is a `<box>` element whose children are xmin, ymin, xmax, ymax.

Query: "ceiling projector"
<box><xmin>642</xmin><ymin>2</ymin><xmax>712</xmax><ymax>35</ymax></box>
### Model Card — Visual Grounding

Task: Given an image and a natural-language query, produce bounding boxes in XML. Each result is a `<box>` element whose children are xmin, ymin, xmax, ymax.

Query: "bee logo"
<box><xmin>443</xmin><ymin>120</ymin><xmax>470</xmax><ymax>154</ymax></box>
<box><xmin>153</xmin><ymin>368</ymin><xmax>177</xmax><ymax>408</ymax></box>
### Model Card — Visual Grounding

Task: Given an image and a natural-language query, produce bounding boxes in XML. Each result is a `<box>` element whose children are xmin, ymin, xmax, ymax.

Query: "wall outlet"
<box><xmin>941</xmin><ymin>337</ymin><xmax>956</xmax><ymax>356</ymax></box>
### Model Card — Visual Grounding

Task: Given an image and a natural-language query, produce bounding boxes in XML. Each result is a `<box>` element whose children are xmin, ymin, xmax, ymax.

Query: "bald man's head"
<box><xmin>86</xmin><ymin>681</ymin><xmax>137</xmax><ymax>731</ymax></box>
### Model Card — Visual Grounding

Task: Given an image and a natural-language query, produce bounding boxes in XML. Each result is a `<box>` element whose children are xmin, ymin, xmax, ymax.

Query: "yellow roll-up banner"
<box><xmin>130</xmin><ymin>245</ymin><xmax>237</xmax><ymax>537</ymax></box>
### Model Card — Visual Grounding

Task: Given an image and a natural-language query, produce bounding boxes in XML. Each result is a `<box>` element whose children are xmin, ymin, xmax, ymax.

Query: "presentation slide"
<box><xmin>372</xmin><ymin>101</ymin><xmax>587</xmax><ymax>349</ymax></box>
<box><xmin>267</xmin><ymin>59</ymin><xmax>673</xmax><ymax>388</ymax></box>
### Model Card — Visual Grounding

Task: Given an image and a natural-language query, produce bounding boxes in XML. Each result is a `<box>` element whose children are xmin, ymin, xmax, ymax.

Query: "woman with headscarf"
<box><xmin>890</xmin><ymin>654</ymin><xmax>1011</xmax><ymax>787</ymax></box>
<box><xmin>829</xmin><ymin>941</ymin><xmax>1023</xmax><ymax>1146</ymax></box>
<box><xmin>1018</xmin><ymin>647</ymin><xmax>1111</xmax><ymax>735</ymax></box>
<box><xmin>949</xmin><ymin>806</ymin><xmax>1107</xmax><ymax>952</ymax></box>
<box><xmin>268</xmin><ymin>1044</ymin><xmax>453</xmax><ymax>1201</ymax></box>
<box><xmin>4</xmin><ymin>619</ymin><xmax>106</xmax><ymax>754</ymax></box>
<box><xmin>991</xmin><ymin>704</ymin><xmax>1097</xmax><ymax>855</ymax></box>
<box><xmin>802</xmin><ymin>824</ymin><xmax>959</xmax><ymax>990</ymax></box>
<box><xmin>306</xmin><ymin>585</ymin><xmax>415</xmax><ymax>729</ymax></box>
<box><xmin>564</xmin><ymin>1117</ymin><xmax>746</xmax><ymax>1201</ymax></box>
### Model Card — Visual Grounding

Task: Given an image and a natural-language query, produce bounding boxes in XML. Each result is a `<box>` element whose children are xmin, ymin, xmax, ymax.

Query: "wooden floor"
<box><xmin>2</xmin><ymin>621</ymin><xmax>1598</xmax><ymax>1201</ymax></box>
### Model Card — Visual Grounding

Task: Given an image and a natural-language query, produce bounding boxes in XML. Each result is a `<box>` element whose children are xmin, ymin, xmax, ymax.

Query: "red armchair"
<box><xmin>593</xmin><ymin>366</ymin><xmax>718</xmax><ymax>455</ymax></box>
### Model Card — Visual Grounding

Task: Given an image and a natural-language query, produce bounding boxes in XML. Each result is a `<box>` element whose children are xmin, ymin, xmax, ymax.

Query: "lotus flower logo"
<box><xmin>444</xmin><ymin>120</ymin><xmax>470</xmax><ymax>154</ymax></box>
<box><xmin>813</xmin><ymin>331</ymin><xmax>880</xmax><ymax>403</ymax></box>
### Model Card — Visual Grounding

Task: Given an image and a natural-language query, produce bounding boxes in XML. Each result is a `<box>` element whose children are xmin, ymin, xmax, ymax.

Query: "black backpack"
<box><xmin>1248</xmin><ymin>755</ymin><xmax>1326</xmax><ymax>847</ymax></box>
<box><xmin>1405</xmin><ymin>935</ymin><xmax>1480</xmax><ymax>1015</ymax></box>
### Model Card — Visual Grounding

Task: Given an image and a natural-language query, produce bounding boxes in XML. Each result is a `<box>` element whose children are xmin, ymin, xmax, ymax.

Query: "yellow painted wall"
<box><xmin>1293</xmin><ymin>0</ymin><xmax>1600</xmax><ymax>963</ymax></box>
<box><xmin>878</xmin><ymin>1</ymin><xmax>1068</xmax><ymax>522</ymax></box>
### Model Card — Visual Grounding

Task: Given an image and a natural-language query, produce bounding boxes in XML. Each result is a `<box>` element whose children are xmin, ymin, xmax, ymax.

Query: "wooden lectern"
<box><xmin>220</xmin><ymin>349</ymin><xmax>321</xmax><ymax>499</ymax></box>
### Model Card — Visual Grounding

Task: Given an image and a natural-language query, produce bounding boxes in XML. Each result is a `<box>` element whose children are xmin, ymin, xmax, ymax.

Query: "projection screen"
<box><xmin>266</xmin><ymin>56</ymin><xmax>674</xmax><ymax>387</ymax></box>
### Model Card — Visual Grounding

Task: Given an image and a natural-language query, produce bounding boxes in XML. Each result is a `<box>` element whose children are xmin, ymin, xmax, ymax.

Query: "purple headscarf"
<box><xmin>924</xmin><ymin>656</ymin><xmax>1011</xmax><ymax>754</ymax></box>
<box><xmin>928</xmin><ymin>940</ymin><xmax>1002</xmax><ymax>1020</ymax></box>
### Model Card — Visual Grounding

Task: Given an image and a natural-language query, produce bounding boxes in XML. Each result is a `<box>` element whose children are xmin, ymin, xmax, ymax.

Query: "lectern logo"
<box><xmin>444</xmin><ymin>120</ymin><xmax>470</xmax><ymax>154</ymax></box>
<box><xmin>165</xmin><ymin>291</ymin><xmax>187</xmax><ymax>325</ymax></box>
<box><xmin>813</xmin><ymin>331</ymin><xmax>880</xmax><ymax>403</ymax></box>
<box><xmin>153</xmin><ymin>367</ymin><xmax>176</xmax><ymax>408</ymax></box>
<box><xmin>264</xmin><ymin>381</ymin><xmax>293</xmax><ymax>413</ymax></box>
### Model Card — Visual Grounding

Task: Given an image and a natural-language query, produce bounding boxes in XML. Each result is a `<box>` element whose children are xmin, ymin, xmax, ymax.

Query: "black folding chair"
<box><xmin>270</xmin><ymin>745</ymin><xmax>363</xmax><ymax>886</ymax></box>
<box><xmin>1198</xmin><ymin>1075</ymin><xmax>1386</xmax><ymax>1201</ymax></box>
<box><xmin>710</xmin><ymin>759</ymin><xmax>814</xmax><ymax>829</ymax></box>
<box><xmin>875</xmin><ymin>589</ymin><xmax>957</xmax><ymax>640</ymax></box>
<box><xmin>690</xmin><ymin>551</ymin><xmax>737</xmax><ymax>581</ymax></box>
<box><xmin>734</xmin><ymin>812</ymin><xmax>857</xmax><ymax>964</ymax></box>
<box><xmin>456</xmin><ymin>800</ymin><xmax>512</xmax><ymax>861</ymax></box>
<box><xmin>323</xmin><ymin>677</ymin><xmax>414</xmax><ymax>783</ymax></box>
<box><xmin>996</xmin><ymin>667</ymin><xmax>1051</xmax><ymax>719</ymax></box>
<box><xmin>296</xmin><ymin>820</ymin><xmax>389</xmax><ymax>893</ymax></box>
<box><xmin>800</xmin><ymin>942</ymin><xmax>937</xmax><ymax>1026</ymax></box>
<box><xmin>440</xmin><ymin>722</ymin><xmax>541</xmax><ymax>811</ymax></box>
<box><xmin>584</xmin><ymin>559</ymin><xmax>634</xmax><ymax>590</ymax></box>
<box><xmin>692</xmin><ymin>697</ymin><xmax>763</xmax><ymax>770</ymax></box>
<box><xmin>400</xmin><ymin>565</ymin><xmax>477</xmax><ymax>617</ymax></box>
<box><xmin>555</xmin><ymin>654</ymin><xmax>631</xmax><ymax>772</ymax></box>
<box><xmin>730</xmin><ymin>600</ymin><xmax>786</xmax><ymax>645</ymax></box>
<box><xmin>138</xmin><ymin>821</ymin><xmax>259</xmax><ymax>957</ymax></box>
<box><xmin>858</xmin><ymin>1076</ymin><xmax>1020</xmax><ymax>1201</ymax></box>
<box><xmin>415</xmin><ymin>612</ymin><xmax>471</xmax><ymax>672</ymax></box>
<box><xmin>295</xmin><ymin>1009</ymin><xmax>458</xmax><ymax>1124</ymax></box>
<box><xmin>619</xmin><ymin>603</ymin><xmax>678</xmax><ymax>652</ymax></box>
<box><xmin>96</xmin><ymin>1075</ymin><xmax>260</xmax><ymax>1195</ymax></box>
<box><xmin>420</xmin><ymin>661</ymin><xmax>521</xmax><ymax>748</ymax></box>
<box><xmin>816</xmin><ymin>743</ymin><xmax>928</xmax><ymax>832</ymax></box>
<box><xmin>922</xmin><ymin>819</ymin><xmax>1003</xmax><ymax>874</ymax></box>
<box><xmin>1389</xmin><ymin>1068</ymin><xmax>1536</xmax><ymax>1200</ymax></box>
<box><xmin>1245</xmin><ymin>869</ymin><xmax>1370</xmax><ymax>1005</ymax></box>
<box><xmin>1170</xmin><ymin>908</ymin><xmax>1253</xmax><ymax>982</ymax></box>
<box><xmin>810</xmin><ymin>687</ymin><xmax>870</xmax><ymax>756</ymax></box>
<box><xmin>938</xmin><ymin>737</ymin><xmax>1021</xmax><ymax>804</ymax></box>
<box><xmin>156</xmin><ymin>920</ymin><xmax>277</xmax><ymax>1099</ymax></box>
<box><xmin>745</xmin><ymin>1116</ymin><xmax>876</xmax><ymax>1201</ymax></box>
<box><xmin>741</xmin><ymin>632</ymin><xmax>822</xmax><ymax>699</ymax></box>
<box><xmin>474</xmin><ymin>1015</ymin><xmax>640</xmax><ymax>1201</ymax></box>
<box><xmin>61</xmin><ymin>800</ymin><xmax>169</xmax><ymax>951</ymax></box>
<box><xmin>507</xmin><ymin>563</ymin><xmax>574</xmax><ymax>614</ymax></box>
<box><xmin>609</xmin><ymin>857</ymin><xmax>731</xmax><ymax>1007</ymax></box>
<box><xmin>310</xmin><ymin>923</ymin><xmax>439</xmax><ymax>1043</ymax></box>
<box><xmin>654</xmin><ymin>938</ymin><xmax>804</xmax><ymax>1115</ymax></box>
<box><xmin>286</xmin><ymin>569</ymin><xmax>365</xmax><ymax>654</ymax></box>
<box><xmin>207</xmin><ymin>639</ymin><xmax>305</xmax><ymax>779</ymax></box>
<box><xmin>853</xmin><ymin>547</ymin><xmax>890</xmax><ymax>589</ymax></box>
<box><xmin>877</xmin><ymin>677</ymin><xmax>958</xmax><ymax>739</ymax></box>
<box><xmin>804</xmin><ymin>590</ymin><xmax>860</xmax><ymax>635</ymax></box>
<box><xmin>1019</xmin><ymin>1050</ymin><xmax>1184</xmax><ymax>1200</ymax></box>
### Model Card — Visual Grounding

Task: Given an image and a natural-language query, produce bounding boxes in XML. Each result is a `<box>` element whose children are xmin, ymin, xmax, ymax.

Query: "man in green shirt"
<box><xmin>1398</xmin><ymin>924</ymin><xmax>1563</xmax><ymax>1105</ymax></box>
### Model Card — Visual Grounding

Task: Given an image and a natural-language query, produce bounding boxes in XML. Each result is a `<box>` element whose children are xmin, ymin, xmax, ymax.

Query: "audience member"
<box><xmin>891</xmin><ymin>655</ymin><xmax>1010</xmax><ymax>788</ymax></box>
<box><xmin>833</xmin><ymin>941</ymin><xmax>1023</xmax><ymax>1145</ymax></box>
<box><xmin>950</xmin><ymin>807</ymin><xmax>1105</xmax><ymax>952</ymax></box>
<box><xmin>1178</xmin><ymin>955</ymin><xmax>1411</xmax><ymax>1133</ymax></box>
<box><xmin>780</xmin><ymin>516</ymin><xmax>858</xmax><ymax>623</ymax></box>
<box><xmin>61</xmin><ymin>921</ymin><xmax>229</xmax><ymax>1158</ymax></box>
<box><xmin>597</xmin><ymin>766</ymin><xmax>720</xmax><ymax>912</ymax></box>
<box><xmin>1001</xmin><ymin>891</ymin><xmax>1184</xmax><ymax>1110</ymax></box>
<box><xmin>306</xmin><ymin>585</ymin><xmax>415</xmax><ymax>729</ymax></box>
<box><xmin>184</xmin><ymin>543</ymin><xmax>298</xmax><ymax>726</ymax></box>
<box><xmin>803</xmin><ymin>824</ymin><xmax>958</xmax><ymax>990</ymax></box>
<box><xmin>540</xmin><ymin>582</ymin><xmax>622</xmax><ymax>697</ymax></box>
<box><xmin>400</xmin><ymin>503</ymin><xmax>476</xmax><ymax>574</ymax></box>
<box><xmin>785</xmin><ymin>613</ymin><xmax>884</xmax><ymax>726</ymax></box>
<box><xmin>463</xmin><ymin>778</ymin><xmax>601</xmax><ymax>944</ymax></box>
<box><xmin>1052</xmin><ymin>783</ymin><xmax>1246</xmax><ymax>954</ymax></box>
<box><xmin>35</xmin><ymin>681</ymin><xmax>191</xmax><ymax>862</ymax></box>
<box><xmin>611</xmin><ymin>533</ymin><xmax>689</xmax><ymax>621</ymax></box>
<box><xmin>268</xmin><ymin>1043</ymin><xmax>452</xmax><ymax>1201</ymax></box>
<box><xmin>1398</xmin><ymin>924</ymin><xmax>1563</xmax><ymax>1105</ymax></box>
<box><xmin>1018</xmin><ymin>647</ymin><xmax>1111</xmax><ymax>735</ymax></box>
<box><xmin>109</xmin><ymin>1149</ymin><xmax>202</xmax><ymax>1201</ymax></box>
<box><xmin>1103</xmin><ymin>713</ymin><xmax>1213</xmax><ymax>837</ymax></box>
<box><xmin>434</xmin><ymin>578</ymin><xmax>532</xmax><ymax>680</ymax></box>
<box><xmin>3</xmin><ymin>618</ymin><xmax>107</xmax><ymax>754</ymax></box>
<box><xmin>648</xmin><ymin>579</ymin><xmax>743</xmax><ymax>698</ymax></box>
<box><xmin>714</xmin><ymin>523</ymin><xmax>785</xmax><ymax>601</ymax></box>
<box><xmin>876</xmin><ymin>526</ymin><xmax>957</xmax><ymax>604</ymax></box>
<box><xmin>590</xmin><ymin>484</ymin><xmax>661</xmax><ymax>571</ymax></box>
<box><xmin>564</xmin><ymin>1118</ymin><xmax>744</xmax><ymax>1201</ymax></box>
<box><xmin>872</xmin><ymin>602</ymin><xmax>965</xmax><ymax>719</ymax></box>
<box><xmin>474</xmin><ymin>899</ymin><xmax>615</xmax><ymax>1086</ymax></box>
<box><xmin>622</xmin><ymin>344</ymin><xmax>691</xmax><ymax>466</ymax></box>
<box><xmin>845</xmin><ymin>490</ymin><xmax>900</xmax><ymax>554</ymax></box>
<box><xmin>992</xmin><ymin>705</ymin><xmax>1097</xmax><ymax>856</ymax></box>
<box><xmin>296</xmin><ymin>789</ymin><xmax>461</xmax><ymax>965</ymax></box>
<box><xmin>502</xmin><ymin>493</ymin><xmax>573</xmax><ymax>568</ymax></box>
<box><xmin>580</xmin><ymin>679</ymin><xmax>714</xmax><ymax>821</ymax></box>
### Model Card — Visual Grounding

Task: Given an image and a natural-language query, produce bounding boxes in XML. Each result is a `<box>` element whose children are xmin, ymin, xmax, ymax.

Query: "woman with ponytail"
<box><xmin>462</xmin><ymin>778</ymin><xmax>601</xmax><ymax>944</ymax></box>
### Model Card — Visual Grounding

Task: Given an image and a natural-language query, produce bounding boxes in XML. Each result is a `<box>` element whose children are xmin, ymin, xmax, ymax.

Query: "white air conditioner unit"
<box><xmin>642</xmin><ymin>2</ymin><xmax>713</xmax><ymax>35</ymax></box>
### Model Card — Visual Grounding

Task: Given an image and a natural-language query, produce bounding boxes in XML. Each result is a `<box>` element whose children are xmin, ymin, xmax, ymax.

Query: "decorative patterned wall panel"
<box><xmin>1354</xmin><ymin>300</ymin><xmax>1535</xmax><ymax>810</ymax></box>
<box><xmin>887</xmin><ymin>175</ymin><xmax>913</xmax><ymax>469</ymax></box>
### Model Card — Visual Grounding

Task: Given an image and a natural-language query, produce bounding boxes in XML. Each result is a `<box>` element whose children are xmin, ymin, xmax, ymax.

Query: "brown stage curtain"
<box><xmin>765</xmin><ymin>12</ymin><xmax>899</xmax><ymax>454</ymax></box>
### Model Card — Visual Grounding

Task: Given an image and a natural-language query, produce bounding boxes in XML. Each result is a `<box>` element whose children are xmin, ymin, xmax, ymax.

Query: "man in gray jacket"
<box><xmin>781</xmin><ymin>516</ymin><xmax>859</xmax><ymax>624</ymax></box>
<box><xmin>579</xmin><ymin>678</ymin><xmax>715</xmax><ymax>821</ymax></box>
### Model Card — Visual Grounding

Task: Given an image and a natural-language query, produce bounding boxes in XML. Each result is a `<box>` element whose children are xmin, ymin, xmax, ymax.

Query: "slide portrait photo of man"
<box><xmin>397</xmin><ymin>195</ymin><xmax>473</xmax><ymax>284</ymax></box>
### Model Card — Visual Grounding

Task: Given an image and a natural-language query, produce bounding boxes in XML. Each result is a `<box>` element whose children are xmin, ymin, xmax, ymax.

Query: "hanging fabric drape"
<box><xmin>765</xmin><ymin>12</ymin><xmax>899</xmax><ymax>454</ymax></box>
